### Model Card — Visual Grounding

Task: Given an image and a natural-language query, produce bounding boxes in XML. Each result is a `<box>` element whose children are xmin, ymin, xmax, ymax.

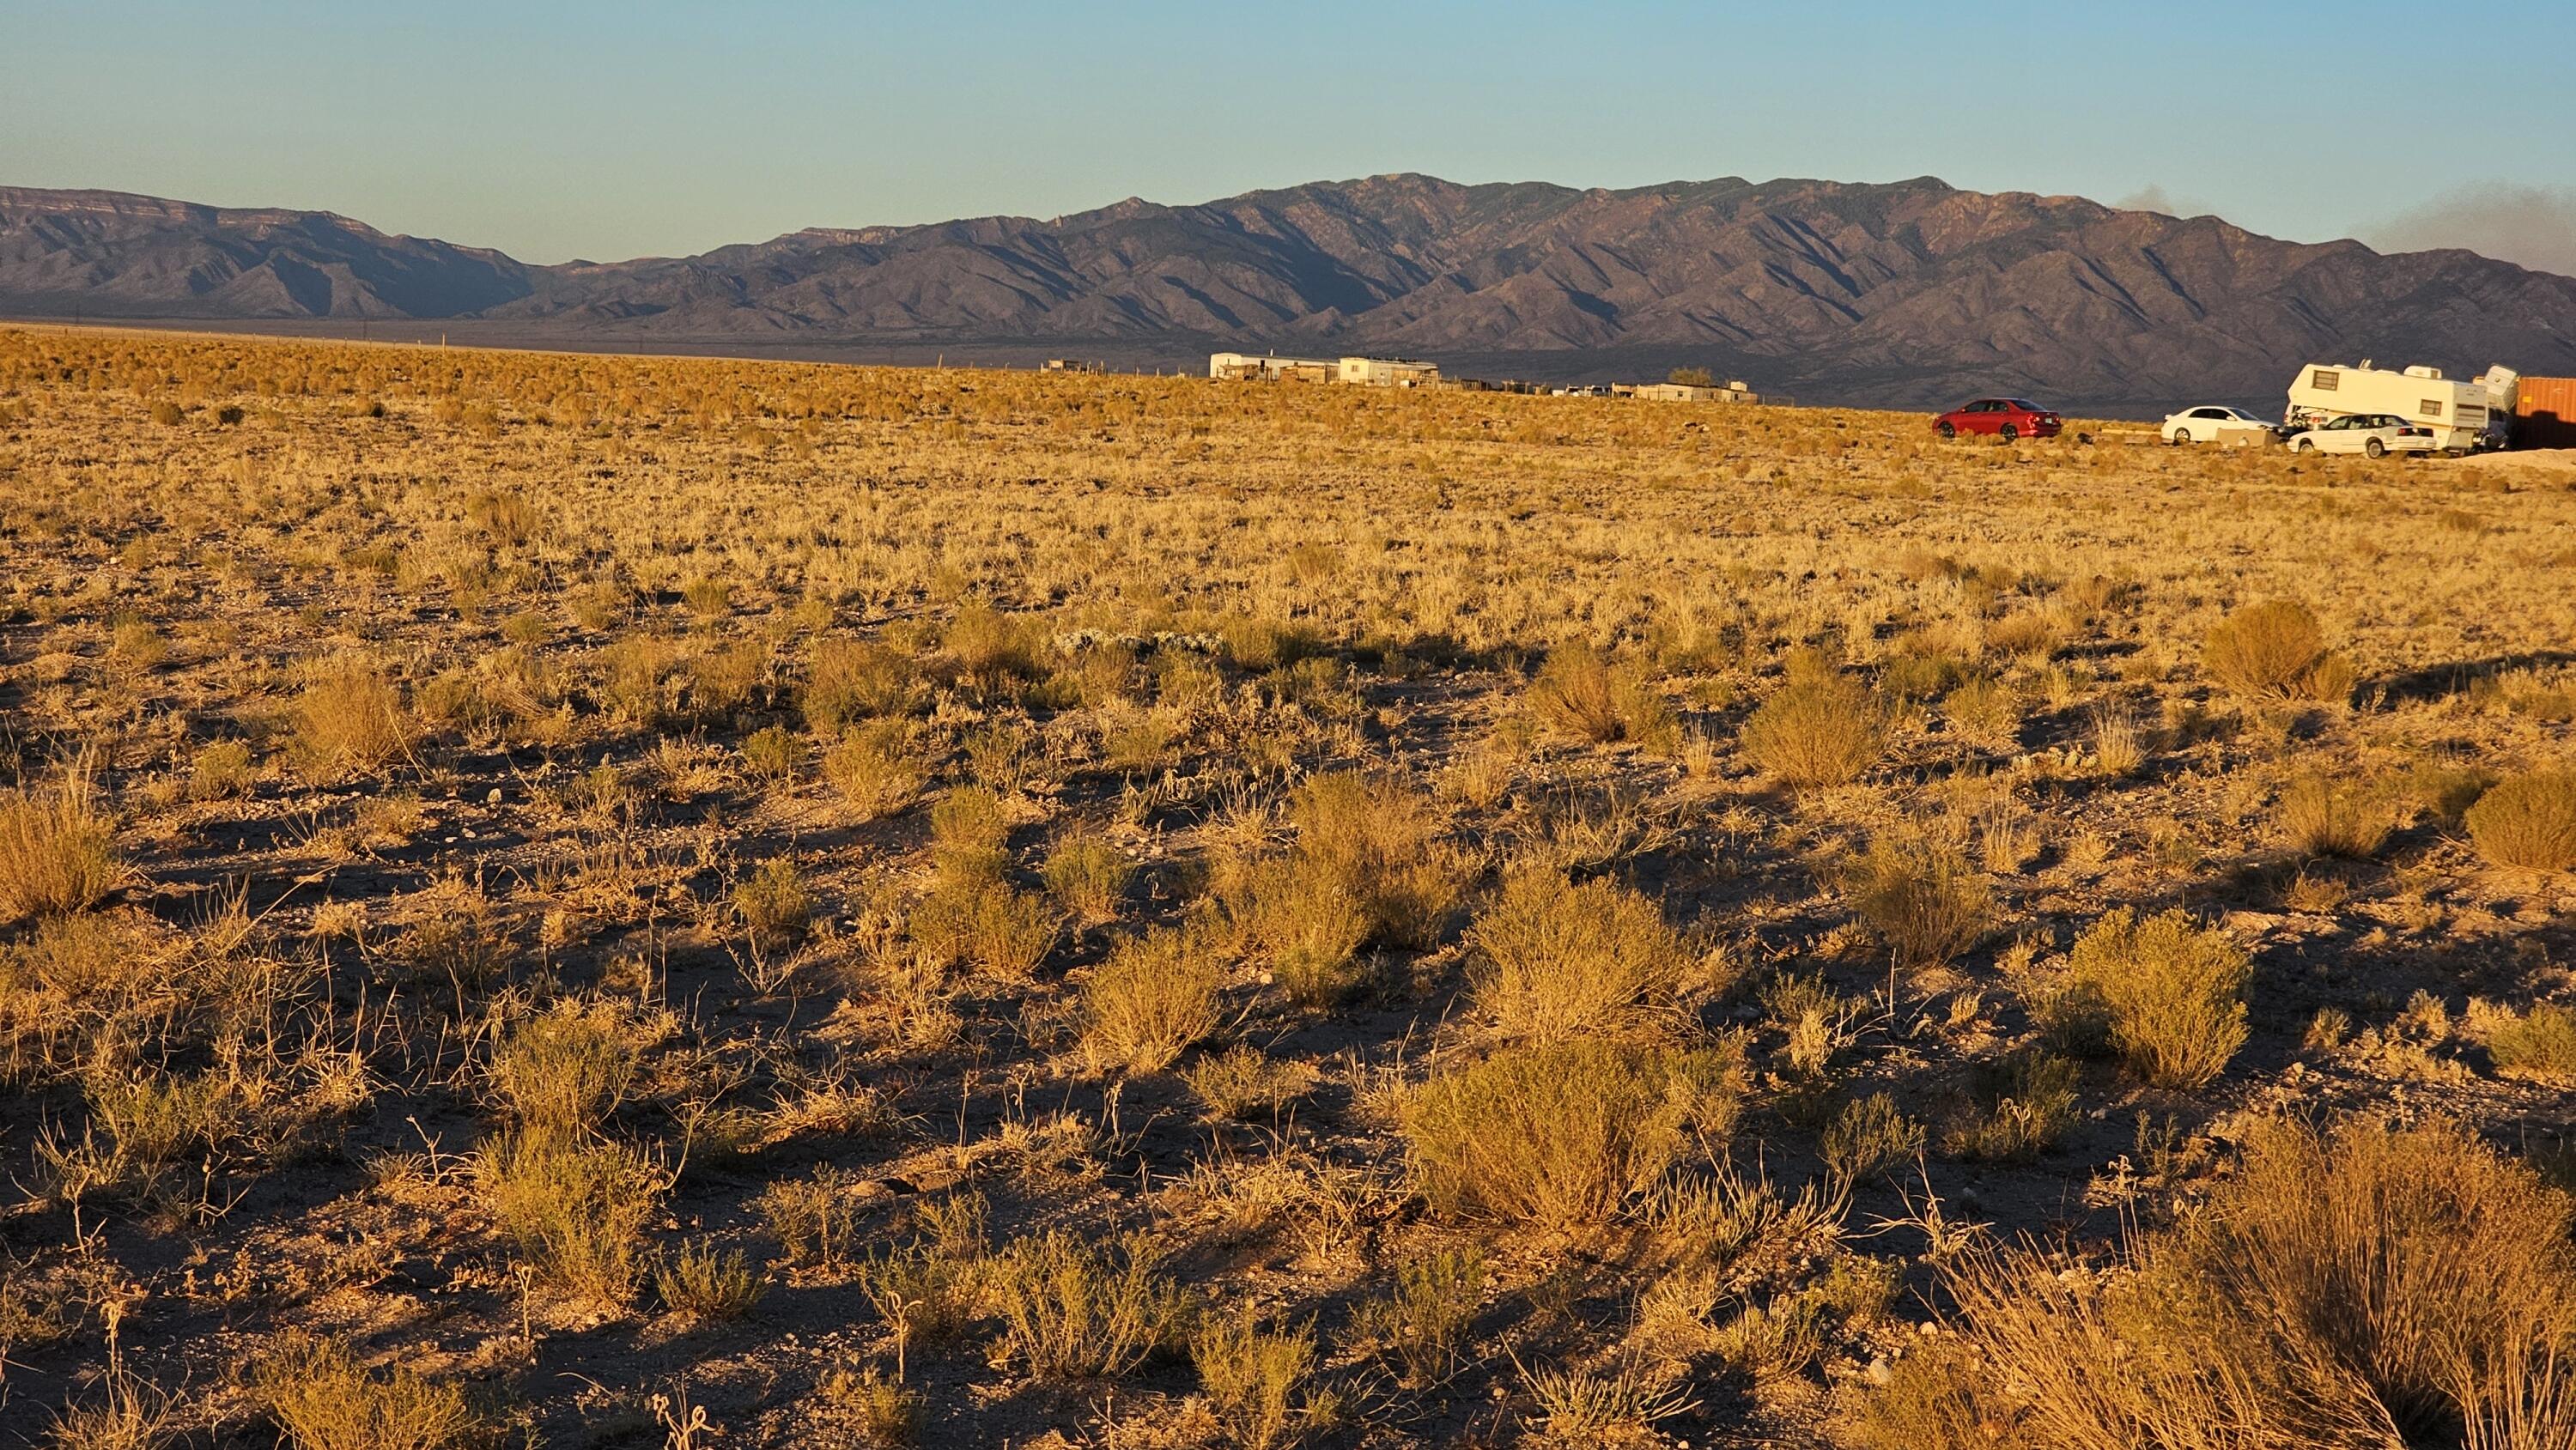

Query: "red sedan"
<box><xmin>1935</xmin><ymin>397</ymin><xmax>2062</xmax><ymax>440</ymax></box>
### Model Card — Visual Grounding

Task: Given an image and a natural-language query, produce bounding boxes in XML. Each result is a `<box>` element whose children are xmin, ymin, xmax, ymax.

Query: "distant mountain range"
<box><xmin>7</xmin><ymin>175</ymin><xmax>2573</xmax><ymax>410</ymax></box>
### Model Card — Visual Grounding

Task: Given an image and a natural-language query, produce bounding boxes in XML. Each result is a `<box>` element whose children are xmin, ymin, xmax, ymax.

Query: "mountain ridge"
<box><xmin>5</xmin><ymin>173</ymin><xmax>2572</xmax><ymax>409</ymax></box>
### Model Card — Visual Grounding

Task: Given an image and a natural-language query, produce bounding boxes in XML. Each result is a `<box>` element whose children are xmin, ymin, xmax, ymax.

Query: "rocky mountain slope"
<box><xmin>7</xmin><ymin>174</ymin><xmax>2573</xmax><ymax>408</ymax></box>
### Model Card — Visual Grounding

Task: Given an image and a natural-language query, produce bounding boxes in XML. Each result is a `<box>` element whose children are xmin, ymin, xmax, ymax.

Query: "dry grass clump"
<box><xmin>1465</xmin><ymin>868</ymin><xmax>1706</xmax><ymax>1040</ymax></box>
<box><xmin>2052</xmin><ymin>908</ymin><xmax>2250</xmax><ymax>1089</ymax></box>
<box><xmin>987</xmin><ymin>1229</ymin><xmax>1192</xmax><ymax>1379</ymax></box>
<box><xmin>0</xmin><ymin>765</ymin><xmax>118</xmax><ymax>920</ymax></box>
<box><xmin>2464</xmin><ymin>768</ymin><xmax>2576</xmax><ymax>873</ymax></box>
<box><xmin>1875</xmin><ymin>1119</ymin><xmax>2576</xmax><ymax>1450</ymax></box>
<box><xmin>1528</xmin><ymin>645</ymin><xmax>1678</xmax><ymax>751</ymax></box>
<box><xmin>489</xmin><ymin>999</ymin><xmax>638</xmax><ymax>1144</ymax></box>
<box><xmin>1840</xmin><ymin>832</ymin><xmax>1993</xmax><ymax>968</ymax></box>
<box><xmin>292</xmin><ymin>656</ymin><xmax>413</xmax><ymax>775</ymax></box>
<box><xmin>1079</xmin><ymin>927</ymin><xmax>1224</xmax><ymax>1076</ymax></box>
<box><xmin>1740</xmin><ymin>670</ymin><xmax>1883</xmax><ymax>788</ymax></box>
<box><xmin>254</xmin><ymin>1332</ymin><xmax>489</xmax><ymax>1450</ymax></box>
<box><xmin>2201</xmin><ymin>598</ymin><xmax>2354</xmax><ymax>701</ymax></box>
<box><xmin>2274</xmin><ymin>773</ymin><xmax>2393</xmax><ymax>858</ymax></box>
<box><xmin>1402</xmin><ymin>1039</ymin><xmax>1740</xmax><ymax>1229</ymax></box>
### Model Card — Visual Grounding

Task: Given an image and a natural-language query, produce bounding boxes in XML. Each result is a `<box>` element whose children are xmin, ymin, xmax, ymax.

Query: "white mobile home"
<box><xmin>2286</xmin><ymin>361</ymin><xmax>2519</xmax><ymax>451</ymax></box>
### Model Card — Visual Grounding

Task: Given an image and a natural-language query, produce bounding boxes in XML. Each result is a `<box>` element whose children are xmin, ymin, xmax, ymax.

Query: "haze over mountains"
<box><xmin>7</xmin><ymin>174</ymin><xmax>2574</xmax><ymax>410</ymax></box>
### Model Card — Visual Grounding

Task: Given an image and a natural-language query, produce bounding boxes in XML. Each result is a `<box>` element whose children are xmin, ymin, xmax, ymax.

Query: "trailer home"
<box><xmin>2285</xmin><ymin>361</ymin><xmax>2518</xmax><ymax>452</ymax></box>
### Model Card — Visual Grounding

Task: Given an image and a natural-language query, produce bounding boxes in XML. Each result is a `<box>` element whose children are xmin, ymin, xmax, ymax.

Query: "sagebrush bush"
<box><xmin>1741</xmin><ymin>671</ymin><xmax>1883</xmax><ymax>787</ymax></box>
<box><xmin>1403</xmin><ymin>1039</ymin><xmax>1740</xmax><ymax>1228</ymax></box>
<box><xmin>987</xmin><ymin>1229</ymin><xmax>1191</xmax><ymax>1379</ymax></box>
<box><xmin>2062</xmin><ymin>908</ymin><xmax>2249</xmax><ymax>1089</ymax></box>
<box><xmin>1840</xmin><ymin>833</ymin><xmax>1991</xmax><ymax>968</ymax></box>
<box><xmin>0</xmin><ymin>765</ymin><xmax>118</xmax><ymax>920</ymax></box>
<box><xmin>1887</xmin><ymin>1119</ymin><xmax>2576</xmax><ymax>1450</ymax></box>
<box><xmin>1080</xmin><ymin>927</ymin><xmax>1224</xmax><ymax>1075</ymax></box>
<box><xmin>2202</xmin><ymin>598</ymin><xmax>2352</xmax><ymax>700</ymax></box>
<box><xmin>2464</xmin><ymin>768</ymin><xmax>2576</xmax><ymax>872</ymax></box>
<box><xmin>255</xmin><ymin>1332</ymin><xmax>488</xmax><ymax>1450</ymax></box>
<box><xmin>1466</xmin><ymin>868</ymin><xmax>1702</xmax><ymax>1040</ymax></box>
<box><xmin>732</xmin><ymin>856</ymin><xmax>812</xmax><ymax>949</ymax></box>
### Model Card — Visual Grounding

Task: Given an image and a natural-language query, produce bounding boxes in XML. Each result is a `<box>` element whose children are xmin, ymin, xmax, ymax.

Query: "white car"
<box><xmin>2160</xmin><ymin>404</ymin><xmax>2274</xmax><ymax>444</ymax></box>
<box><xmin>2285</xmin><ymin>413</ymin><xmax>2439</xmax><ymax>458</ymax></box>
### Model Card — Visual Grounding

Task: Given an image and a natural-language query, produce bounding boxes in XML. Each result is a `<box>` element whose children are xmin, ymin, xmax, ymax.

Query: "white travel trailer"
<box><xmin>2284</xmin><ymin>361</ymin><xmax>2519</xmax><ymax>452</ymax></box>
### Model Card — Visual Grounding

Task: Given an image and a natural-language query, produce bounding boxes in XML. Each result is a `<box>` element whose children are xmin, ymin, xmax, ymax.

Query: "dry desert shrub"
<box><xmin>1079</xmin><ymin>927</ymin><xmax>1224</xmax><ymax>1076</ymax></box>
<box><xmin>823</xmin><ymin>719</ymin><xmax>927</xmax><ymax>821</ymax></box>
<box><xmin>1528</xmin><ymin>645</ymin><xmax>1678</xmax><ymax>751</ymax></box>
<box><xmin>1465</xmin><ymin>868</ymin><xmax>1704</xmax><ymax>1040</ymax></box>
<box><xmin>2465</xmin><ymin>769</ymin><xmax>2576</xmax><ymax>873</ymax></box>
<box><xmin>2053</xmin><ymin>908</ymin><xmax>2250</xmax><ymax>1089</ymax></box>
<box><xmin>0</xmin><ymin>765</ymin><xmax>118</xmax><ymax>920</ymax></box>
<box><xmin>2274</xmin><ymin>773</ymin><xmax>2394</xmax><ymax>858</ymax></box>
<box><xmin>2482</xmin><ymin>1002</ymin><xmax>2576</xmax><ymax>1083</ymax></box>
<box><xmin>910</xmin><ymin>879</ymin><xmax>1057</xmax><ymax>979</ymax></box>
<box><xmin>2202</xmin><ymin>598</ymin><xmax>2354</xmax><ymax>701</ymax></box>
<box><xmin>1040</xmin><ymin>836</ymin><xmax>1131</xmax><ymax>923</ymax></box>
<box><xmin>803</xmin><ymin>639</ymin><xmax>921</xmax><ymax>733</ymax></box>
<box><xmin>1285</xmin><ymin>773</ymin><xmax>1469</xmax><ymax>950</ymax></box>
<box><xmin>1191</xmin><ymin>1306</ymin><xmax>1326</xmax><ymax>1450</ymax></box>
<box><xmin>254</xmin><ymin>1332</ymin><xmax>489</xmax><ymax>1450</ymax></box>
<box><xmin>489</xmin><ymin>999</ymin><xmax>638</xmax><ymax>1144</ymax></box>
<box><xmin>1840</xmin><ymin>832</ymin><xmax>1993</xmax><ymax>968</ymax></box>
<box><xmin>1741</xmin><ymin>670</ymin><xmax>1883</xmax><ymax>788</ymax></box>
<box><xmin>987</xmin><ymin>1229</ymin><xmax>1192</xmax><ymax>1380</ymax></box>
<box><xmin>477</xmin><ymin>1131</ymin><xmax>666</xmax><ymax>1306</ymax></box>
<box><xmin>292</xmin><ymin>656</ymin><xmax>413</xmax><ymax>775</ymax></box>
<box><xmin>1872</xmin><ymin>1119</ymin><xmax>2576</xmax><ymax>1450</ymax></box>
<box><xmin>1182</xmin><ymin>1044</ymin><xmax>1318</xmax><ymax>1120</ymax></box>
<box><xmin>1402</xmin><ymin>1039</ymin><xmax>1740</xmax><ymax>1229</ymax></box>
<box><xmin>652</xmin><ymin>1238</ymin><xmax>766</xmax><ymax>1325</ymax></box>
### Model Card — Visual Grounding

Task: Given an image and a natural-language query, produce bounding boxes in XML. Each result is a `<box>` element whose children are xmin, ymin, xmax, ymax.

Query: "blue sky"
<box><xmin>8</xmin><ymin>0</ymin><xmax>2576</xmax><ymax>271</ymax></box>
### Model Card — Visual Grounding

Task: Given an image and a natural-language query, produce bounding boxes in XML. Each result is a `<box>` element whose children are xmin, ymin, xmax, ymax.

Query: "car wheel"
<box><xmin>2295</xmin><ymin>439</ymin><xmax>2314</xmax><ymax>452</ymax></box>
<box><xmin>1936</xmin><ymin>422</ymin><xmax>1955</xmax><ymax>440</ymax></box>
<box><xmin>2365</xmin><ymin>438</ymin><xmax>2386</xmax><ymax>458</ymax></box>
<box><xmin>2168</xmin><ymin>428</ymin><xmax>2188</xmax><ymax>446</ymax></box>
<box><xmin>1999</xmin><ymin>423</ymin><xmax>2019</xmax><ymax>441</ymax></box>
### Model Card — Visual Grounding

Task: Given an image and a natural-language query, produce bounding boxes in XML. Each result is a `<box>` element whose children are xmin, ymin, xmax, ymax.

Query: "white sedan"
<box><xmin>2160</xmin><ymin>404</ymin><xmax>2274</xmax><ymax>444</ymax></box>
<box><xmin>2285</xmin><ymin>413</ymin><xmax>2439</xmax><ymax>458</ymax></box>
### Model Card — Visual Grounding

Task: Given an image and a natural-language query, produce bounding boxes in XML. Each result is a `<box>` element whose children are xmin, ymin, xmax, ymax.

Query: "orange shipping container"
<box><xmin>2515</xmin><ymin>376</ymin><xmax>2576</xmax><ymax>449</ymax></box>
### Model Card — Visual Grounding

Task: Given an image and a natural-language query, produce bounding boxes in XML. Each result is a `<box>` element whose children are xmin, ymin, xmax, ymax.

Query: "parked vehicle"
<box><xmin>2161</xmin><ymin>404</ymin><xmax>2276</xmax><ymax>444</ymax></box>
<box><xmin>1935</xmin><ymin>398</ymin><xmax>2062</xmax><ymax>440</ymax></box>
<box><xmin>2284</xmin><ymin>361</ymin><xmax>2517</xmax><ymax>452</ymax></box>
<box><xmin>2285</xmin><ymin>413</ymin><xmax>2438</xmax><ymax>458</ymax></box>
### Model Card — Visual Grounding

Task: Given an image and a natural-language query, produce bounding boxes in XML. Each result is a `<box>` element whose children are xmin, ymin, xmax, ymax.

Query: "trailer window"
<box><xmin>2312</xmin><ymin>369</ymin><xmax>2339</xmax><ymax>391</ymax></box>
<box><xmin>2420</xmin><ymin>399</ymin><xmax>2443</xmax><ymax>417</ymax></box>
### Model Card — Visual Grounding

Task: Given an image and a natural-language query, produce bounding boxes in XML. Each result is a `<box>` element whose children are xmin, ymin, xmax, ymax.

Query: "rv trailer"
<box><xmin>2285</xmin><ymin>361</ymin><xmax>2519</xmax><ymax>452</ymax></box>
